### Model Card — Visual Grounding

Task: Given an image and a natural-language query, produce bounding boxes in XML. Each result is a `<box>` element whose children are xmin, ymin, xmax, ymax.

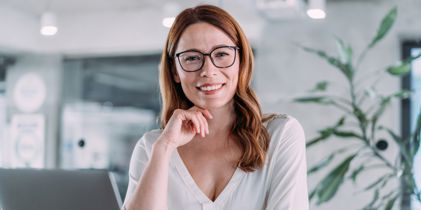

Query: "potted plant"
<box><xmin>294</xmin><ymin>6</ymin><xmax>421</xmax><ymax>210</ymax></box>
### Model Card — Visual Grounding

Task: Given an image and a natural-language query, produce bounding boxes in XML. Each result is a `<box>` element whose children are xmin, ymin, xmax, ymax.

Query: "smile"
<box><xmin>196</xmin><ymin>83</ymin><xmax>225</xmax><ymax>93</ymax></box>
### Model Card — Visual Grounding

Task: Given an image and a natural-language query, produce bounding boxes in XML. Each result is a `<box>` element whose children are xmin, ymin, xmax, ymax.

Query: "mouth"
<box><xmin>196</xmin><ymin>83</ymin><xmax>225</xmax><ymax>93</ymax></box>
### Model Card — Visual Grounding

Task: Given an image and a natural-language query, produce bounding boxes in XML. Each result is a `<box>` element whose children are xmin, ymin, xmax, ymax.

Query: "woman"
<box><xmin>124</xmin><ymin>4</ymin><xmax>308</xmax><ymax>210</ymax></box>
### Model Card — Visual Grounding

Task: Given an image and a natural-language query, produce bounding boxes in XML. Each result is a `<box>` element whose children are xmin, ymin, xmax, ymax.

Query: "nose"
<box><xmin>200</xmin><ymin>56</ymin><xmax>218</xmax><ymax>77</ymax></box>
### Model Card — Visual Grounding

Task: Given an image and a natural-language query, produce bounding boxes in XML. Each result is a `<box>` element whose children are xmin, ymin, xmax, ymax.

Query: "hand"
<box><xmin>157</xmin><ymin>106</ymin><xmax>213</xmax><ymax>149</ymax></box>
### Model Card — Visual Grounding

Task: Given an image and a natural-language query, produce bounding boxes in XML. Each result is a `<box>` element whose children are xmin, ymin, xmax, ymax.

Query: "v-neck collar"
<box><xmin>172</xmin><ymin>148</ymin><xmax>246</xmax><ymax>207</ymax></box>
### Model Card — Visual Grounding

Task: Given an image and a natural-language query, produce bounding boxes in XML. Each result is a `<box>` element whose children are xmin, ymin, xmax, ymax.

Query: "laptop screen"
<box><xmin>0</xmin><ymin>168</ymin><xmax>122</xmax><ymax>210</ymax></box>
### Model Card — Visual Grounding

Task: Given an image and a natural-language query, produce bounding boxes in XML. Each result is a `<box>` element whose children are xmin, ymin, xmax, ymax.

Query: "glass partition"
<box><xmin>60</xmin><ymin>54</ymin><xmax>161</xmax><ymax>200</ymax></box>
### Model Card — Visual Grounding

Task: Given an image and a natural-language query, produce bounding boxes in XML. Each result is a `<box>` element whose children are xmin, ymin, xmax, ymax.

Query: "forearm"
<box><xmin>125</xmin><ymin>140</ymin><xmax>175</xmax><ymax>210</ymax></box>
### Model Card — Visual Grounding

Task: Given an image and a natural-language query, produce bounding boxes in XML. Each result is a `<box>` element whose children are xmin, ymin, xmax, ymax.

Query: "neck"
<box><xmin>183</xmin><ymin>101</ymin><xmax>240</xmax><ymax>153</ymax></box>
<box><xmin>206</xmin><ymin>102</ymin><xmax>236</xmax><ymax>137</ymax></box>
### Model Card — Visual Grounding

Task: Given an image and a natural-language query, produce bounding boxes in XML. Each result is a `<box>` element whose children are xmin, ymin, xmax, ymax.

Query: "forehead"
<box><xmin>176</xmin><ymin>22</ymin><xmax>235</xmax><ymax>52</ymax></box>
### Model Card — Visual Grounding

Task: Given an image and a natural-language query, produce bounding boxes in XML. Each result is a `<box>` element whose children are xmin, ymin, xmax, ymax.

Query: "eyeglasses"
<box><xmin>175</xmin><ymin>46</ymin><xmax>240</xmax><ymax>72</ymax></box>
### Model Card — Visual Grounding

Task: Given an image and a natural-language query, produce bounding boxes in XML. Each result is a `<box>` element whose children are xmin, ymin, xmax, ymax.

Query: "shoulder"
<box><xmin>142</xmin><ymin>129</ymin><xmax>163</xmax><ymax>143</ymax></box>
<box><xmin>264</xmin><ymin>114</ymin><xmax>303</xmax><ymax>135</ymax></box>
<box><xmin>264</xmin><ymin>114</ymin><xmax>306</xmax><ymax>157</ymax></box>
<box><xmin>134</xmin><ymin>129</ymin><xmax>163</xmax><ymax>155</ymax></box>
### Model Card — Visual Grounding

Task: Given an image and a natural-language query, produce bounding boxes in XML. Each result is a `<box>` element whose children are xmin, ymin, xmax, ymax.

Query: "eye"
<box><xmin>215</xmin><ymin>52</ymin><xmax>229</xmax><ymax>57</ymax></box>
<box><xmin>184</xmin><ymin>55</ymin><xmax>201</xmax><ymax>62</ymax></box>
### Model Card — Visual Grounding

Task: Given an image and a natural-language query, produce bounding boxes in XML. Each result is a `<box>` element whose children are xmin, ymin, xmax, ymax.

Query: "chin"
<box><xmin>194</xmin><ymin>98</ymin><xmax>234</xmax><ymax>110</ymax></box>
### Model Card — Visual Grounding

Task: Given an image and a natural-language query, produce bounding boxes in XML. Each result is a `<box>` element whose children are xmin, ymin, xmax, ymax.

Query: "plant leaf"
<box><xmin>310</xmin><ymin>81</ymin><xmax>329</xmax><ymax>92</ymax></box>
<box><xmin>363</xmin><ymin>189</ymin><xmax>380</xmax><ymax>209</ymax></box>
<box><xmin>392</xmin><ymin>89</ymin><xmax>413</xmax><ymax>99</ymax></box>
<box><xmin>308</xmin><ymin>153</ymin><xmax>336</xmax><ymax>174</ymax></box>
<box><xmin>363</xmin><ymin>174</ymin><xmax>393</xmax><ymax>191</ymax></box>
<box><xmin>335</xmin><ymin>116</ymin><xmax>346</xmax><ymax>127</ymax></box>
<box><xmin>380</xmin><ymin>126</ymin><xmax>412</xmax><ymax>165</ymax></box>
<box><xmin>412</xmin><ymin>107</ymin><xmax>421</xmax><ymax>158</ymax></box>
<box><xmin>333</xmin><ymin>130</ymin><xmax>364</xmax><ymax>139</ymax></box>
<box><xmin>306</xmin><ymin>117</ymin><xmax>346</xmax><ymax>147</ymax></box>
<box><xmin>306</xmin><ymin>128</ymin><xmax>335</xmax><ymax>147</ymax></box>
<box><xmin>294</xmin><ymin>96</ymin><xmax>333</xmax><ymax>105</ymax></box>
<box><xmin>314</xmin><ymin>154</ymin><xmax>357</xmax><ymax>204</ymax></box>
<box><xmin>349</xmin><ymin>165</ymin><xmax>364</xmax><ymax>183</ymax></box>
<box><xmin>371</xmin><ymin>96</ymin><xmax>392</xmax><ymax>131</ymax></box>
<box><xmin>301</xmin><ymin>46</ymin><xmax>354</xmax><ymax>80</ymax></box>
<box><xmin>309</xmin><ymin>187</ymin><xmax>317</xmax><ymax>201</ymax></box>
<box><xmin>386</xmin><ymin>53</ymin><xmax>421</xmax><ymax>76</ymax></box>
<box><xmin>386</xmin><ymin>62</ymin><xmax>411</xmax><ymax>76</ymax></box>
<box><xmin>335</xmin><ymin>36</ymin><xmax>353</xmax><ymax>64</ymax></box>
<box><xmin>384</xmin><ymin>194</ymin><xmax>399</xmax><ymax>210</ymax></box>
<box><xmin>353</xmin><ymin>106</ymin><xmax>368</xmax><ymax>128</ymax></box>
<box><xmin>368</xmin><ymin>7</ymin><xmax>397</xmax><ymax>49</ymax></box>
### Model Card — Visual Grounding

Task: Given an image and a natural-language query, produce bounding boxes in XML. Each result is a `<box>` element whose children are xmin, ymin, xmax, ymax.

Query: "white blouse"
<box><xmin>123</xmin><ymin>114</ymin><xmax>309</xmax><ymax>210</ymax></box>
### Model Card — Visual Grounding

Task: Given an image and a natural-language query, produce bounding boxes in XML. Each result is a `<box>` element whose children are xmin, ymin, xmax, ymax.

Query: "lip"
<box><xmin>196</xmin><ymin>82</ymin><xmax>225</xmax><ymax>88</ymax></box>
<box><xmin>196</xmin><ymin>83</ymin><xmax>225</xmax><ymax>95</ymax></box>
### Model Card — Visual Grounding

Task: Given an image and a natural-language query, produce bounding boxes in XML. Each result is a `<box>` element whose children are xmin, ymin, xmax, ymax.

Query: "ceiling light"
<box><xmin>162</xmin><ymin>17</ymin><xmax>175</xmax><ymax>28</ymax></box>
<box><xmin>40</xmin><ymin>12</ymin><xmax>58</xmax><ymax>36</ymax></box>
<box><xmin>307</xmin><ymin>0</ymin><xmax>326</xmax><ymax>19</ymax></box>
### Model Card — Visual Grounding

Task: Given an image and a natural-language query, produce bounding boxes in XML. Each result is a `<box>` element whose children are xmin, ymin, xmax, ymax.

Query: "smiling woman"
<box><xmin>123</xmin><ymin>4</ymin><xmax>309</xmax><ymax>210</ymax></box>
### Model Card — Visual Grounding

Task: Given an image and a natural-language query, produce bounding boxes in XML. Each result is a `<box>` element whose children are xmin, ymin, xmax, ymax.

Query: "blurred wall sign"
<box><xmin>9</xmin><ymin>114</ymin><xmax>45</xmax><ymax>168</ymax></box>
<box><xmin>13</xmin><ymin>73</ymin><xmax>47</xmax><ymax>113</ymax></box>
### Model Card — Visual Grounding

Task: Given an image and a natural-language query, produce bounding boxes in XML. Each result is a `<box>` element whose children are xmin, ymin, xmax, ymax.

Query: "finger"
<box><xmin>188</xmin><ymin>112</ymin><xmax>201</xmax><ymax>135</ymax></box>
<box><xmin>195</xmin><ymin>108</ymin><xmax>213</xmax><ymax>119</ymax></box>
<box><xmin>189</xmin><ymin>107</ymin><xmax>210</xmax><ymax>136</ymax></box>
<box><xmin>194</xmin><ymin>111</ymin><xmax>205</xmax><ymax>137</ymax></box>
<box><xmin>195</xmin><ymin>111</ymin><xmax>208</xmax><ymax>135</ymax></box>
<box><xmin>192</xmin><ymin>107</ymin><xmax>213</xmax><ymax>120</ymax></box>
<box><xmin>204</xmin><ymin>109</ymin><xmax>213</xmax><ymax>120</ymax></box>
<box><xmin>192</xmin><ymin>108</ymin><xmax>210</xmax><ymax>135</ymax></box>
<box><xmin>200</xmin><ymin>114</ymin><xmax>209</xmax><ymax>135</ymax></box>
<box><xmin>189</xmin><ymin>108</ymin><xmax>204</xmax><ymax>136</ymax></box>
<box><xmin>186</xmin><ymin>121</ymin><xmax>194</xmax><ymax>133</ymax></box>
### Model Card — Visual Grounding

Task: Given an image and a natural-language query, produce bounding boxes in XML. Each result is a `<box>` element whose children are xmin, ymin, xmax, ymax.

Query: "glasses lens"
<box><xmin>178</xmin><ymin>51</ymin><xmax>203</xmax><ymax>72</ymax></box>
<box><xmin>211</xmin><ymin>47</ymin><xmax>236</xmax><ymax>68</ymax></box>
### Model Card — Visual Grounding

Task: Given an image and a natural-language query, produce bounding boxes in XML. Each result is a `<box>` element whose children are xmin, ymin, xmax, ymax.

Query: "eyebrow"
<box><xmin>176</xmin><ymin>44</ymin><xmax>233</xmax><ymax>54</ymax></box>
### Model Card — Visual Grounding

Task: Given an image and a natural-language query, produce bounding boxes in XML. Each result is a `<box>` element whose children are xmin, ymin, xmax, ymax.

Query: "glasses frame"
<box><xmin>175</xmin><ymin>45</ymin><xmax>240</xmax><ymax>72</ymax></box>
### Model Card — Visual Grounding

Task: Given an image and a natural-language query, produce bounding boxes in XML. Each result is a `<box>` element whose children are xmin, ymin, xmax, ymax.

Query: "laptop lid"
<box><xmin>0</xmin><ymin>168</ymin><xmax>122</xmax><ymax>210</ymax></box>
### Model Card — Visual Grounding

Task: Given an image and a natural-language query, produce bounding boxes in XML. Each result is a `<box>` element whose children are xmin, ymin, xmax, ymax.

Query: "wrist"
<box><xmin>152</xmin><ymin>138</ymin><xmax>177</xmax><ymax>158</ymax></box>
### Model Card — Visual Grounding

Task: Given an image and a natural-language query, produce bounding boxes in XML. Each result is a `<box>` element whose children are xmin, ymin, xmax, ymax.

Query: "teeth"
<box><xmin>199</xmin><ymin>84</ymin><xmax>223</xmax><ymax>91</ymax></box>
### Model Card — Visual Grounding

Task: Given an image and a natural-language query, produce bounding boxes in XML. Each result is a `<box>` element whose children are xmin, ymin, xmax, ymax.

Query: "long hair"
<box><xmin>159</xmin><ymin>4</ymin><xmax>274</xmax><ymax>172</ymax></box>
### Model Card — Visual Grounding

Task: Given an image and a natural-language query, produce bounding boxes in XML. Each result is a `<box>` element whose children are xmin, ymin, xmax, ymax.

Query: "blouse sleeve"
<box><xmin>265</xmin><ymin>117</ymin><xmax>309</xmax><ymax>210</ymax></box>
<box><xmin>122</xmin><ymin>135</ymin><xmax>150</xmax><ymax>208</ymax></box>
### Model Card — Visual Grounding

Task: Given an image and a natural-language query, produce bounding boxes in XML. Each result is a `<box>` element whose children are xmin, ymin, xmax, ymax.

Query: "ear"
<box><xmin>173</xmin><ymin>71</ymin><xmax>181</xmax><ymax>83</ymax></box>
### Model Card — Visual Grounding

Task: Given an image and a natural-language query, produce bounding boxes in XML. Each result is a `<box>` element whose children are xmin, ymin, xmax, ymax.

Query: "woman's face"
<box><xmin>173</xmin><ymin>22</ymin><xmax>240</xmax><ymax>109</ymax></box>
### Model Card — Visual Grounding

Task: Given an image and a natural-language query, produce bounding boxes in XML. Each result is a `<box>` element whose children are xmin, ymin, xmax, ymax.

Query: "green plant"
<box><xmin>294</xmin><ymin>6</ymin><xmax>421</xmax><ymax>209</ymax></box>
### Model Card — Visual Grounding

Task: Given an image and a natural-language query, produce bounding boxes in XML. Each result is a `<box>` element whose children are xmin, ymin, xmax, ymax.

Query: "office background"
<box><xmin>0</xmin><ymin>0</ymin><xmax>421</xmax><ymax>209</ymax></box>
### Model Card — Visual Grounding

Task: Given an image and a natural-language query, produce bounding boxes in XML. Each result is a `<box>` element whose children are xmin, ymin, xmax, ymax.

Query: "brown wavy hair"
<box><xmin>159</xmin><ymin>4</ymin><xmax>274</xmax><ymax>172</ymax></box>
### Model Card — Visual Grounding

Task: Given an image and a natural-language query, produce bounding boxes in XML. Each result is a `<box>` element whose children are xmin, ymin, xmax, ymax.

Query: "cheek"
<box><xmin>230</xmin><ymin>73</ymin><xmax>239</xmax><ymax>92</ymax></box>
<box><xmin>177</xmin><ymin>71</ymin><xmax>197</xmax><ymax>91</ymax></box>
<box><xmin>228</xmin><ymin>65</ymin><xmax>240</xmax><ymax>88</ymax></box>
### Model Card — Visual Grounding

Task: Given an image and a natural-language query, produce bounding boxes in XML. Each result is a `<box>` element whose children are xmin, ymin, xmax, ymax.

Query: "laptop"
<box><xmin>0</xmin><ymin>168</ymin><xmax>122</xmax><ymax>210</ymax></box>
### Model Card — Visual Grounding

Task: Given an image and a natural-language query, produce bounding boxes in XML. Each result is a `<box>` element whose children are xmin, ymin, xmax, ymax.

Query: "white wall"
<box><xmin>0</xmin><ymin>6</ymin><xmax>40</xmax><ymax>53</ymax></box>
